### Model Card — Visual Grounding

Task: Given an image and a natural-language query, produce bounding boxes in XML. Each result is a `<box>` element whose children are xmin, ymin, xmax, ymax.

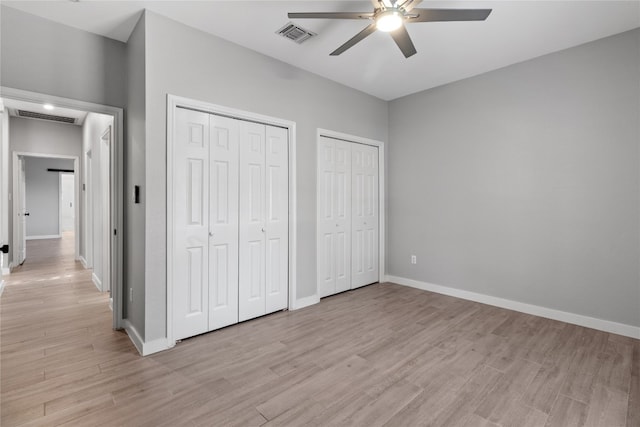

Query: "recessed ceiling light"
<box><xmin>43</xmin><ymin>104</ymin><xmax>55</xmax><ymax>111</ymax></box>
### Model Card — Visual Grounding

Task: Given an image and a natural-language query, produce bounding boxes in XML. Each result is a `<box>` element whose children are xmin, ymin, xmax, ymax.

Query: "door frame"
<box><xmin>166</xmin><ymin>94</ymin><xmax>297</xmax><ymax>348</ymax></box>
<box><xmin>2</xmin><ymin>86</ymin><xmax>124</xmax><ymax>330</ymax></box>
<box><xmin>13</xmin><ymin>153</ymin><xmax>79</xmax><ymax>252</ymax></box>
<box><xmin>316</xmin><ymin>128</ymin><xmax>386</xmax><ymax>296</ymax></box>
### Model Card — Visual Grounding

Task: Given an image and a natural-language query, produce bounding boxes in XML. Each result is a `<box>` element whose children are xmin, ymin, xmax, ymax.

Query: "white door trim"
<box><xmin>13</xmin><ymin>152</ymin><xmax>79</xmax><ymax>256</ymax></box>
<box><xmin>316</xmin><ymin>128</ymin><xmax>386</xmax><ymax>295</ymax></box>
<box><xmin>2</xmin><ymin>86</ymin><xmax>125</xmax><ymax>331</ymax></box>
<box><xmin>166</xmin><ymin>94</ymin><xmax>297</xmax><ymax>349</ymax></box>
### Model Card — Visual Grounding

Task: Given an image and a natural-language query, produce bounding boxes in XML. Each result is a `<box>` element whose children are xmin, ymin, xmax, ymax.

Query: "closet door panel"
<box><xmin>239</xmin><ymin>122</ymin><xmax>266</xmax><ymax>322</ymax></box>
<box><xmin>351</xmin><ymin>143</ymin><xmax>379</xmax><ymax>289</ymax></box>
<box><xmin>317</xmin><ymin>137</ymin><xmax>351</xmax><ymax>297</ymax></box>
<box><xmin>334</xmin><ymin>140</ymin><xmax>352</xmax><ymax>294</ymax></box>
<box><xmin>265</xmin><ymin>126</ymin><xmax>289</xmax><ymax>313</ymax></box>
<box><xmin>209</xmin><ymin>115</ymin><xmax>240</xmax><ymax>330</ymax></box>
<box><xmin>174</xmin><ymin>108</ymin><xmax>210</xmax><ymax>340</ymax></box>
<box><xmin>317</xmin><ymin>138</ymin><xmax>336</xmax><ymax>298</ymax></box>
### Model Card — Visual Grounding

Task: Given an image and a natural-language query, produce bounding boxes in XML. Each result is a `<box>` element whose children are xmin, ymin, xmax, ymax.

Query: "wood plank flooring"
<box><xmin>1</xmin><ymin>234</ymin><xmax>639</xmax><ymax>426</ymax></box>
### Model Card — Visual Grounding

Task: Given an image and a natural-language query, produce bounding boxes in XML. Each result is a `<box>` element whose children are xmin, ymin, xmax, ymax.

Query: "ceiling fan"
<box><xmin>288</xmin><ymin>0</ymin><xmax>492</xmax><ymax>58</ymax></box>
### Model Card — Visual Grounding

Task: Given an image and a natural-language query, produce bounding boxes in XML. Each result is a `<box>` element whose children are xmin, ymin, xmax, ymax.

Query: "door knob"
<box><xmin>208</xmin><ymin>231</ymin><xmax>214</xmax><ymax>237</ymax></box>
<box><xmin>261</xmin><ymin>227</ymin><xmax>266</xmax><ymax>233</ymax></box>
<box><xmin>24</xmin><ymin>212</ymin><xmax>30</xmax><ymax>216</ymax></box>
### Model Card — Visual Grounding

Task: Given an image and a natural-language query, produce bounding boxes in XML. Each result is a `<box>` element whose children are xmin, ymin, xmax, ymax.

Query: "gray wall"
<box><xmin>24</xmin><ymin>157</ymin><xmax>74</xmax><ymax>237</ymax></box>
<box><xmin>388</xmin><ymin>28</ymin><xmax>640</xmax><ymax>328</ymax></box>
<box><xmin>8</xmin><ymin>117</ymin><xmax>82</xmax><ymax>264</ymax></box>
<box><xmin>143</xmin><ymin>11</ymin><xmax>388</xmax><ymax>341</ymax></box>
<box><xmin>0</xmin><ymin>6</ymin><xmax>126</xmax><ymax>108</ymax></box>
<box><xmin>124</xmin><ymin>13</ymin><xmax>146</xmax><ymax>337</ymax></box>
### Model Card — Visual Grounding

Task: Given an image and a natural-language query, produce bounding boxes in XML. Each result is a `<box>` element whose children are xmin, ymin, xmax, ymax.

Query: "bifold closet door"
<box><xmin>209</xmin><ymin>115</ymin><xmax>240</xmax><ymax>330</ymax></box>
<box><xmin>351</xmin><ymin>143</ymin><xmax>379</xmax><ymax>289</ymax></box>
<box><xmin>238</xmin><ymin>123</ymin><xmax>288</xmax><ymax>322</ymax></box>
<box><xmin>317</xmin><ymin>136</ymin><xmax>352</xmax><ymax>298</ymax></box>
<box><xmin>174</xmin><ymin>108</ymin><xmax>288</xmax><ymax>340</ymax></box>
<box><xmin>174</xmin><ymin>108</ymin><xmax>210</xmax><ymax>340</ymax></box>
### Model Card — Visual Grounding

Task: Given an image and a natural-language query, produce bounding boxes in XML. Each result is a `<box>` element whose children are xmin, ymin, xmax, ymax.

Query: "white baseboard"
<box><xmin>122</xmin><ymin>319</ymin><xmax>170</xmax><ymax>356</ymax></box>
<box><xmin>291</xmin><ymin>294</ymin><xmax>320</xmax><ymax>310</ymax></box>
<box><xmin>2</xmin><ymin>267</ymin><xmax>9</xmax><ymax>275</ymax></box>
<box><xmin>79</xmin><ymin>256</ymin><xmax>88</xmax><ymax>269</ymax></box>
<box><xmin>0</xmin><ymin>280</ymin><xmax>5</xmax><ymax>297</ymax></box>
<box><xmin>26</xmin><ymin>234</ymin><xmax>61</xmax><ymax>240</ymax></box>
<box><xmin>91</xmin><ymin>273</ymin><xmax>102</xmax><ymax>291</ymax></box>
<box><xmin>386</xmin><ymin>275</ymin><xmax>640</xmax><ymax>340</ymax></box>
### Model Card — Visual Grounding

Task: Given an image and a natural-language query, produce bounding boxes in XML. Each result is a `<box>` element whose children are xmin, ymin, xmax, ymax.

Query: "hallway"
<box><xmin>0</xmin><ymin>233</ymin><xmax>136</xmax><ymax>426</ymax></box>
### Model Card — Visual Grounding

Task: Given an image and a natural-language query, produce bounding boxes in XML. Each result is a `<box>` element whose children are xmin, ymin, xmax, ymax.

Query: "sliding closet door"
<box><xmin>239</xmin><ymin>122</ymin><xmax>267</xmax><ymax>322</ymax></box>
<box><xmin>317</xmin><ymin>136</ymin><xmax>351</xmax><ymax>298</ymax></box>
<box><xmin>173</xmin><ymin>108</ymin><xmax>210</xmax><ymax>340</ymax></box>
<box><xmin>208</xmin><ymin>115</ymin><xmax>240</xmax><ymax>330</ymax></box>
<box><xmin>351</xmin><ymin>143</ymin><xmax>379</xmax><ymax>289</ymax></box>
<box><xmin>265</xmin><ymin>126</ymin><xmax>289</xmax><ymax>313</ymax></box>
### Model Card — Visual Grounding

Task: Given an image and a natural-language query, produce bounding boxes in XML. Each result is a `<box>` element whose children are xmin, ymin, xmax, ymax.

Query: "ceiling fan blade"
<box><xmin>399</xmin><ymin>0</ymin><xmax>423</xmax><ymax>12</ymax></box>
<box><xmin>390</xmin><ymin>25</ymin><xmax>417</xmax><ymax>58</ymax></box>
<box><xmin>408</xmin><ymin>8</ymin><xmax>492</xmax><ymax>22</ymax></box>
<box><xmin>288</xmin><ymin>12</ymin><xmax>374</xmax><ymax>20</ymax></box>
<box><xmin>330</xmin><ymin>23</ymin><xmax>377</xmax><ymax>56</ymax></box>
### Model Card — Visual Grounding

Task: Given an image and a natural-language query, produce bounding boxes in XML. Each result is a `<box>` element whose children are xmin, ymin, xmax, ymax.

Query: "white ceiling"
<box><xmin>4</xmin><ymin>1</ymin><xmax>639</xmax><ymax>100</ymax></box>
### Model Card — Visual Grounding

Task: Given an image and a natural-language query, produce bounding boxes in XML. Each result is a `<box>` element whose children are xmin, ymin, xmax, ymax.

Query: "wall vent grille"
<box><xmin>276</xmin><ymin>22</ymin><xmax>316</xmax><ymax>44</ymax></box>
<box><xmin>17</xmin><ymin>110</ymin><xmax>76</xmax><ymax>124</ymax></box>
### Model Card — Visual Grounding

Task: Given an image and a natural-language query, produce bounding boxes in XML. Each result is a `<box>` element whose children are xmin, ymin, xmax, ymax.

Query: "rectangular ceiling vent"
<box><xmin>18</xmin><ymin>110</ymin><xmax>76</xmax><ymax>124</ymax></box>
<box><xmin>276</xmin><ymin>22</ymin><xmax>316</xmax><ymax>44</ymax></box>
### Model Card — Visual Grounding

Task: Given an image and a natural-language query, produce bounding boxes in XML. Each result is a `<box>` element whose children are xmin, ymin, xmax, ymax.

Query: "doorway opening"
<box><xmin>0</xmin><ymin>87</ymin><xmax>124</xmax><ymax>330</ymax></box>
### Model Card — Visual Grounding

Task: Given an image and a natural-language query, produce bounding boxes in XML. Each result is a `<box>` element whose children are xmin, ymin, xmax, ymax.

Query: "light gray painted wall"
<box><xmin>0</xmin><ymin>6</ymin><xmax>126</xmax><ymax>108</ymax></box>
<box><xmin>124</xmin><ymin>13</ymin><xmax>146</xmax><ymax>336</ymax></box>
<box><xmin>81</xmin><ymin>113</ymin><xmax>113</xmax><ymax>287</ymax></box>
<box><xmin>8</xmin><ymin>117</ymin><xmax>82</xmax><ymax>265</ymax></box>
<box><xmin>388</xmin><ymin>28</ymin><xmax>640</xmax><ymax>328</ymax></box>
<box><xmin>143</xmin><ymin>11</ymin><xmax>388</xmax><ymax>340</ymax></box>
<box><xmin>24</xmin><ymin>157</ymin><xmax>74</xmax><ymax>237</ymax></box>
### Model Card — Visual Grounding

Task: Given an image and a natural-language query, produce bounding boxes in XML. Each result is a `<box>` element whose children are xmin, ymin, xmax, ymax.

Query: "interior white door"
<box><xmin>59</xmin><ymin>173</ymin><xmax>75</xmax><ymax>232</ymax></box>
<box><xmin>100</xmin><ymin>130</ymin><xmax>111</xmax><ymax>293</ymax></box>
<box><xmin>264</xmin><ymin>126</ymin><xmax>288</xmax><ymax>313</ymax></box>
<box><xmin>173</xmin><ymin>108</ymin><xmax>210</xmax><ymax>340</ymax></box>
<box><xmin>238</xmin><ymin>122</ymin><xmax>266</xmax><ymax>322</ymax></box>
<box><xmin>17</xmin><ymin>156</ymin><xmax>26</xmax><ymax>264</ymax></box>
<box><xmin>208</xmin><ymin>114</ymin><xmax>240</xmax><ymax>330</ymax></box>
<box><xmin>317</xmin><ymin>136</ymin><xmax>351</xmax><ymax>298</ymax></box>
<box><xmin>351</xmin><ymin>143</ymin><xmax>379</xmax><ymax>288</ymax></box>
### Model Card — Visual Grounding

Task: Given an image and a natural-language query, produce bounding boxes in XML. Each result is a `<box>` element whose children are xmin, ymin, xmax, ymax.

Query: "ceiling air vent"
<box><xmin>276</xmin><ymin>22</ymin><xmax>316</xmax><ymax>44</ymax></box>
<box><xmin>18</xmin><ymin>110</ymin><xmax>76</xmax><ymax>124</ymax></box>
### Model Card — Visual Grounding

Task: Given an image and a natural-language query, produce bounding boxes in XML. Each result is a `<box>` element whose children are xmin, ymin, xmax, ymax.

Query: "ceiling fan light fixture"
<box><xmin>376</xmin><ymin>10</ymin><xmax>403</xmax><ymax>32</ymax></box>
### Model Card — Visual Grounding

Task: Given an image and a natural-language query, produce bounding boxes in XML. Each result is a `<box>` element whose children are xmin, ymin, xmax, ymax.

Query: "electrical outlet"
<box><xmin>411</xmin><ymin>255</ymin><xmax>417</xmax><ymax>264</ymax></box>
<box><xmin>129</xmin><ymin>287</ymin><xmax>133</xmax><ymax>302</ymax></box>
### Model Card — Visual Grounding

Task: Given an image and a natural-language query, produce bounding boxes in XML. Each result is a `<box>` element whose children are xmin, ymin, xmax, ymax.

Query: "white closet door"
<box><xmin>265</xmin><ymin>126</ymin><xmax>289</xmax><ymax>313</ymax></box>
<box><xmin>239</xmin><ymin>122</ymin><xmax>267</xmax><ymax>322</ymax></box>
<box><xmin>351</xmin><ymin>143</ymin><xmax>379</xmax><ymax>289</ymax></box>
<box><xmin>317</xmin><ymin>136</ymin><xmax>351</xmax><ymax>298</ymax></box>
<box><xmin>208</xmin><ymin>115</ymin><xmax>240</xmax><ymax>330</ymax></box>
<box><xmin>173</xmin><ymin>108</ymin><xmax>210</xmax><ymax>340</ymax></box>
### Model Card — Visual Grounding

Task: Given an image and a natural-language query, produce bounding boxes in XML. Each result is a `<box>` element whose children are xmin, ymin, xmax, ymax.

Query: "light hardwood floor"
<box><xmin>1</xmin><ymin>234</ymin><xmax>639</xmax><ymax>426</ymax></box>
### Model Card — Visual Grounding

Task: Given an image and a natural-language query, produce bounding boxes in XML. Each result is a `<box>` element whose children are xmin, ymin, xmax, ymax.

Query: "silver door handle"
<box><xmin>209</xmin><ymin>231</ymin><xmax>214</xmax><ymax>237</ymax></box>
<box><xmin>261</xmin><ymin>227</ymin><xmax>266</xmax><ymax>233</ymax></box>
